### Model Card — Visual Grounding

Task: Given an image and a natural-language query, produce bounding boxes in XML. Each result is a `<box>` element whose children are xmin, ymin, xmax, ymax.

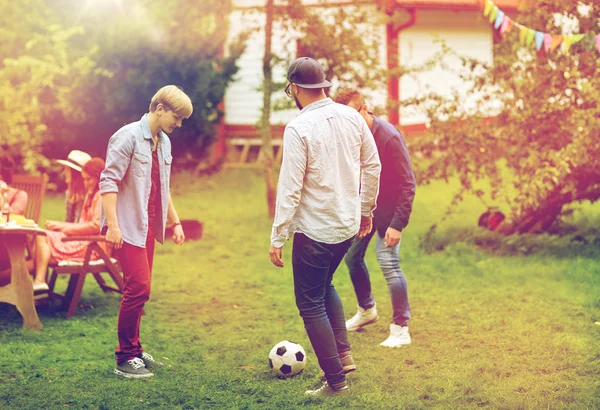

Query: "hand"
<box><xmin>105</xmin><ymin>226</ymin><xmax>123</xmax><ymax>250</ymax></box>
<box><xmin>384</xmin><ymin>227</ymin><xmax>402</xmax><ymax>248</ymax></box>
<box><xmin>45</xmin><ymin>220</ymin><xmax>65</xmax><ymax>231</ymax></box>
<box><xmin>172</xmin><ymin>224</ymin><xmax>185</xmax><ymax>246</ymax></box>
<box><xmin>269</xmin><ymin>245</ymin><xmax>284</xmax><ymax>268</ymax></box>
<box><xmin>357</xmin><ymin>215</ymin><xmax>372</xmax><ymax>238</ymax></box>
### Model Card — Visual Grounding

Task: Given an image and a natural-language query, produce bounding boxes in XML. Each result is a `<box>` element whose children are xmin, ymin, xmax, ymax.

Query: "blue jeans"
<box><xmin>344</xmin><ymin>228</ymin><xmax>411</xmax><ymax>326</ymax></box>
<box><xmin>292</xmin><ymin>233</ymin><xmax>353</xmax><ymax>385</ymax></box>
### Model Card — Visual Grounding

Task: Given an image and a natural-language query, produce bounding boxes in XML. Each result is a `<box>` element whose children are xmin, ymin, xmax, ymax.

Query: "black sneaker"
<box><xmin>114</xmin><ymin>358</ymin><xmax>154</xmax><ymax>378</ymax></box>
<box><xmin>140</xmin><ymin>352</ymin><xmax>164</xmax><ymax>367</ymax></box>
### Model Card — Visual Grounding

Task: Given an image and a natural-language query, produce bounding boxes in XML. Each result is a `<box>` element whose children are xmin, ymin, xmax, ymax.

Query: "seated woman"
<box><xmin>32</xmin><ymin>158</ymin><xmax>106</xmax><ymax>291</ymax></box>
<box><xmin>0</xmin><ymin>160</ymin><xmax>28</xmax><ymax>216</ymax></box>
<box><xmin>55</xmin><ymin>150</ymin><xmax>91</xmax><ymax>223</ymax></box>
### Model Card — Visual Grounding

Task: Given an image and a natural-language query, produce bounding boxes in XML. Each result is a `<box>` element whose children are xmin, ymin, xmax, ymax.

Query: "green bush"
<box><xmin>423</xmin><ymin>224</ymin><xmax>600</xmax><ymax>258</ymax></box>
<box><xmin>2</xmin><ymin>0</ymin><xmax>248</xmax><ymax>173</ymax></box>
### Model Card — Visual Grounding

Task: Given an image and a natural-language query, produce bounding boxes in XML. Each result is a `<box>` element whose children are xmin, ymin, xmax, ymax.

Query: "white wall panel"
<box><xmin>399</xmin><ymin>10</ymin><xmax>493</xmax><ymax>124</ymax></box>
<box><xmin>224</xmin><ymin>9</ymin><xmax>298</xmax><ymax>126</ymax></box>
<box><xmin>225</xmin><ymin>6</ymin><xmax>495</xmax><ymax>127</ymax></box>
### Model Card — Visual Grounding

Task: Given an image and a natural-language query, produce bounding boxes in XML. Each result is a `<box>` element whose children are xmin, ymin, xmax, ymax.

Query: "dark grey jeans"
<box><xmin>292</xmin><ymin>233</ymin><xmax>353</xmax><ymax>385</ymax></box>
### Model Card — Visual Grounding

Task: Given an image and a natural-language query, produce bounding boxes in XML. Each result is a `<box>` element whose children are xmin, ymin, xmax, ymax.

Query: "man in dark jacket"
<box><xmin>334</xmin><ymin>88</ymin><xmax>416</xmax><ymax>347</ymax></box>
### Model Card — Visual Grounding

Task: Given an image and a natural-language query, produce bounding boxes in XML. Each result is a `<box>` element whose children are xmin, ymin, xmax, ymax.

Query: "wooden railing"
<box><xmin>225</xmin><ymin>138</ymin><xmax>283</xmax><ymax>168</ymax></box>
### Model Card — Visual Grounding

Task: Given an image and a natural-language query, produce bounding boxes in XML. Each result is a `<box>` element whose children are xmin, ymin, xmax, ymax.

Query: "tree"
<box><xmin>406</xmin><ymin>0</ymin><xmax>600</xmax><ymax>235</ymax></box>
<box><xmin>1</xmin><ymin>0</ymin><xmax>248</xmax><ymax>173</ymax></box>
<box><xmin>253</xmin><ymin>0</ymin><xmax>386</xmax><ymax>216</ymax></box>
<box><xmin>0</xmin><ymin>1</ymin><xmax>100</xmax><ymax>171</ymax></box>
<box><xmin>273</xmin><ymin>0</ymin><xmax>387</xmax><ymax>99</ymax></box>
<box><xmin>261</xmin><ymin>0</ymin><xmax>277</xmax><ymax>218</ymax></box>
<box><xmin>49</xmin><ymin>0</ymin><xmax>248</xmax><ymax>167</ymax></box>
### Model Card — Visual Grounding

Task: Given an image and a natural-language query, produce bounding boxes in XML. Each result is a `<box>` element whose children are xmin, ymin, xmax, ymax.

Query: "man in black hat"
<box><xmin>269</xmin><ymin>57</ymin><xmax>381</xmax><ymax>396</ymax></box>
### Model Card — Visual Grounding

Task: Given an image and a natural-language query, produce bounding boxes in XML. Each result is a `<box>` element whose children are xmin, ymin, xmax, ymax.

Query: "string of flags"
<box><xmin>482</xmin><ymin>0</ymin><xmax>600</xmax><ymax>54</ymax></box>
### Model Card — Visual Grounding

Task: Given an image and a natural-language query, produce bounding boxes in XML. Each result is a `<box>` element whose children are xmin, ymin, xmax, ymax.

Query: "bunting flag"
<box><xmin>563</xmin><ymin>34</ymin><xmax>586</xmax><ymax>52</ymax></box>
<box><xmin>526</xmin><ymin>29</ymin><xmax>535</xmax><ymax>47</ymax></box>
<box><xmin>481</xmin><ymin>0</ymin><xmax>599</xmax><ymax>56</ymax></box>
<box><xmin>550</xmin><ymin>35</ymin><xmax>563</xmax><ymax>52</ymax></box>
<box><xmin>535</xmin><ymin>31</ymin><xmax>544</xmax><ymax>51</ymax></box>
<box><xmin>494</xmin><ymin>10</ymin><xmax>505</xmax><ymax>30</ymax></box>
<box><xmin>484</xmin><ymin>0</ymin><xmax>493</xmax><ymax>17</ymax></box>
<box><xmin>519</xmin><ymin>25</ymin><xmax>527</xmax><ymax>44</ymax></box>
<box><xmin>489</xmin><ymin>6</ymin><xmax>498</xmax><ymax>24</ymax></box>
<box><xmin>543</xmin><ymin>33</ymin><xmax>552</xmax><ymax>52</ymax></box>
<box><xmin>499</xmin><ymin>16</ymin><xmax>513</xmax><ymax>35</ymax></box>
<box><xmin>563</xmin><ymin>36</ymin><xmax>573</xmax><ymax>53</ymax></box>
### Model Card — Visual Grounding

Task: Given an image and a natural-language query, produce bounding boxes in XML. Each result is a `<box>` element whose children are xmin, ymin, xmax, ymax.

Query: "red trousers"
<box><xmin>115</xmin><ymin>225</ymin><xmax>155</xmax><ymax>365</ymax></box>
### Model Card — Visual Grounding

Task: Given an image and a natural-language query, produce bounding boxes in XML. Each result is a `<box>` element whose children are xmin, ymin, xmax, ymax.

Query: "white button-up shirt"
<box><xmin>271</xmin><ymin>98</ymin><xmax>381</xmax><ymax>247</ymax></box>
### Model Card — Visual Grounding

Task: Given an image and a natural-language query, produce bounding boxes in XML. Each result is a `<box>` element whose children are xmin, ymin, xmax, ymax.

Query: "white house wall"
<box><xmin>225</xmin><ymin>2</ymin><xmax>495</xmax><ymax>127</ymax></box>
<box><xmin>225</xmin><ymin>8</ymin><xmax>298</xmax><ymax>126</ymax></box>
<box><xmin>399</xmin><ymin>10</ymin><xmax>494</xmax><ymax>124</ymax></box>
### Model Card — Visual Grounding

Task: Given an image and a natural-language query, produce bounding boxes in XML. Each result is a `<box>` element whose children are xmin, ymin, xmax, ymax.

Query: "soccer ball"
<box><xmin>268</xmin><ymin>340</ymin><xmax>307</xmax><ymax>379</ymax></box>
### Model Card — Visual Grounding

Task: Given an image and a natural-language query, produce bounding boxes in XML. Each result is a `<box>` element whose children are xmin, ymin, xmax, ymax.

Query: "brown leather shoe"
<box><xmin>305</xmin><ymin>380</ymin><xmax>350</xmax><ymax>397</ymax></box>
<box><xmin>339</xmin><ymin>351</ymin><xmax>356</xmax><ymax>374</ymax></box>
<box><xmin>320</xmin><ymin>351</ymin><xmax>356</xmax><ymax>377</ymax></box>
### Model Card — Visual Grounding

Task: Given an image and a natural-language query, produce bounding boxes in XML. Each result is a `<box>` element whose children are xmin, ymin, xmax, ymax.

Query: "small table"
<box><xmin>0</xmin><ymin>225</ymin><xmax>46</xmax><ymax>331</ymax></box>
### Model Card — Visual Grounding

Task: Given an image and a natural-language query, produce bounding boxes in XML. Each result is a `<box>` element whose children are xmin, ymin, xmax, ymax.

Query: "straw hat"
<box><xmin>56</xmin><ymin>150</ymin><xmax>92</xmax><ymax>172</ymax></box>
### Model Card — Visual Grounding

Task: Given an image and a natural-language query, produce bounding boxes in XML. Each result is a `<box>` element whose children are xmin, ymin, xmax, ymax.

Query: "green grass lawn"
<box><xmin>1</xmin><ymin>168</ymin><xmax>599</xmax><ymax>409</ymax></box>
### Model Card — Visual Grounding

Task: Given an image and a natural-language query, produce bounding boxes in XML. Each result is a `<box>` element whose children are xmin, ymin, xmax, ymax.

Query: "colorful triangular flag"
<box><xmin>494</xmin><ymin>11</ymin><xmax>505</xmax><ymax>30</ymax></box>
<box><xmin>550</xmin><ymin>35</ymin><xmax>563</xmax><ymax>52</ymax></box>
<box><xmin>572</xmin><ymin>34</ymin><xmax>585</xmax><ymax>44</ymax></box>
<box><xmin>563</xmin><ymin>34</ymin><xmax>585</xmax><ymax>52</ymax></box>
<box><xmin>526</xmin><ymin>29</ymin><xmax>535</xmax><ymax>47</ymax></box>
<box><xmin>500</xmin><ymin>16</ymin><xmax>513</xmax><ymax>35</ymax></box>
<box><xmin>519</xmin><ymin>26</ymin><xmax>528</xmax><ymax>44</ymax></box>
<box><xmin>489</xmin><ymin>7</ymin><xmax>498</xmax><ymax>24</ymax></box>
<box><xmin>543</xmin><ymin>33</ymin><xmax>552</xmax><ymax>52</ymax></box>
<box><xmin>484</xmin><ymin>0</ymin><xmax>493</xmax><ymax>17</ymax></box>
<box><xmin>535</xmin><ymin>31</ymin><xmax>544</xmax><ymax>51</ymax></box>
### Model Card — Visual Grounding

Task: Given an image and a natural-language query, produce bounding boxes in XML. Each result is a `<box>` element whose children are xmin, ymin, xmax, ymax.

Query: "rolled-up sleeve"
<box><xmin>359</xmin><ymin>119</ymin><xmax>381</xmax><ymax>216</ymax></box>
<box><xmin>271</xmin><ymin>127</ymin><xmax>307</xmax><ymax>248</ymax></box>
<box><xmin>99</xmin><ymin>130</ymin><xmax>133</xmax><ymax>195</ymax></box>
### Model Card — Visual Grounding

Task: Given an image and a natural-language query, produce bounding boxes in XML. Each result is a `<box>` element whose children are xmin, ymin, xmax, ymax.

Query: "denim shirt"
<box><xmin>99</xmin><ymin>114</ymin><xmax>173</xmax><ymax>247</ymax></box>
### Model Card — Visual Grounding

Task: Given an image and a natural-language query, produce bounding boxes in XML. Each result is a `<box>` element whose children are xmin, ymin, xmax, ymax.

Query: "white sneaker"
<box><xmin>380</xmin><ymin>324</ymin><xmax>411</xmax><ymax>347</ymax></box>
<box><xmin>345</xmin><ymin>304</ymin><xmax>379</xmax><ymax>332</ymax></box>
<box><xmin>32</xmin><ymin>282</ymin><xmax>49</xmax><ymax>291</ymax></box>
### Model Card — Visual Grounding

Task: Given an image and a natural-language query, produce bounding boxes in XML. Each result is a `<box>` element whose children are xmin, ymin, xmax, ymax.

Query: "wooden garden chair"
<box><xmin>11</xmin><ymin>174</ymin><xmax>47</xmax><ymax>224</ymax></box>
<box><xmin>11</xmin><ymin>174</ymin><xmax>48</xmax><ymax>300</ymax></box>
<box><xmin>46</xmin><ymin>236</ymin><xmax>124</xmax><ymax>319</ymax></box>
<box><xmin>42</xmin><ymin>220</ymin><xmax>203</xmax><ymax>317</ymax></box>
<box><xmin>11</xmin><ymin>173</ymin><xmax>47</xmax><ymax>260</ymax></box>
<box><xmin>10</xmin><ymin>174</ymin><xmax>60</xmax><ymax>311</ymax></box>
